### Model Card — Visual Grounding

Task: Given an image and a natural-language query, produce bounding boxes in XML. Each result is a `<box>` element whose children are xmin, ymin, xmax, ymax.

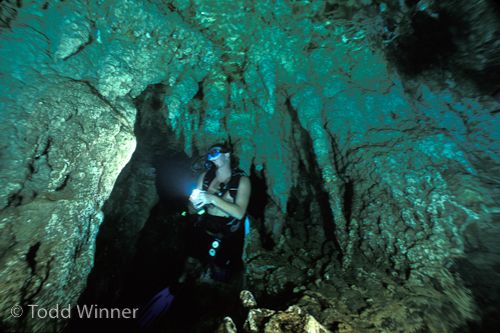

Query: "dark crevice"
<box><xmin>31</xmin><ymin>136</ymin><xmax>54</xmax><ymax>172</ymax></box>
<box><xmin>74</xmin><ymin>216</ymin><xmax>92</xmax><ymax>262</ymax></box>
<box><xmin>258</xmin><ymin>281</ymin><xmax>300</xmax><ymax>311</ymax></box>
<box><xmin>313</xmin><ymin>176</ymin><xmax>343</xmax><ymax>260</ymax></box>
<box><xmin>342</xmin><ymin>178</ymin><xmax>354</xmax><ymax>228</ymax></box>
<box><xmin>133</xmin><ymin>82</ymin><xmax>166</xmax><ymax>110</ymax></box>
<box><xmin>247</xmin><ymin>163</ymin><xmax>267</xmax><ymax>220</ymax></box>
<box><xmin>71</xmin><ymin>83</ymin><xmax>181</xmax><ymax>333</ymax></box>
<box><xmin>325</xmin><ymin>126</ymin><xmax>353</xmax><ymax>232</ymax></box>
<box><xmin>248</xmin><ymin>163</ymin><xmax>274</xmax><ymax>250</ymax></box>
<box><xmin>73</xmin><ymin>238</ymin><xmax>83</xmax><ymax>263</ymax></box>
<box><xmin>195</xmin><ymin>79</ymin><xmax>207</xmax><ymax>122</ymax></box>
<box><xmin>493</xmin><ymin>88</ymin><xmax>500</xmax><ymax>102</ymax></box>
<box><xmin>388</xmin><ymin>10</ymin><xmax>457</xmax><ymax>76</ymax></box>
<box><xmin>62</xmin><ymin>20</ymin><xmax>96</xmax><ymax>61</ymax></box>
<box><xmin>167</xmin><ymin>3</ymin><xmax>177</xmax><ymax>13</ymax></box>
<box><xmin>325</xmin><ymin>127</ymin><xmax>348</xmax><ymax>181</ymax></box>
<box><xmin>27</xmin><ymin>161</ymin><xmax>34</xmax><ymax>179</ymax></box>
<box><xmin>150</xmin><ymin>85</ymin><xmax>165</xmax><ymax>110</ymax></box>
<box><xmin>285</xmin><ymin>97</ymin><xmax>344</xmax><ymax>262</ymax></box>
<box><xmin>18</xmin><ymin>254</ymin><xmax>54</xmax><ymax>333</ymax></box>
<box><xmin>193</xmin><ymin>81</ymin><xmax>204</xmax><ymax>100</ymax></box>
<box><xmin>35</xmin><ymin>136</ymin><xmax>52</xmax><ymax>160</ymax></box>
<box><xmin>26</xmin><ymin>241</ymin><xmax>41</xmax><ymax>274</ymax></box>
<box><xmin>6</xmin><ymin>192</ymin><xmax>23</xmax><ymax>208</ymax></box>
<box><xmin>55</xmin><ymin>174</ymin><xmax>70</xmax><ymax>191</ymax></box>
<box><xmin>324</xmin><ymin>2</ymin><xmax>339</xmax><ymax>14</ymax></box>
<box><xmin>19</xmin><ymin>256</ymin><xmax>54</xmax><ymax>322</ymax></box>
<box><xmin>0</xmin><ymin>0</ymin><xmax>18</xmax><ymax>30</ymax></box>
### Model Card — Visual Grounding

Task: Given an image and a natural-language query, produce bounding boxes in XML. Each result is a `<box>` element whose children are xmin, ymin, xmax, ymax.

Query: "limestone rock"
<box><xmin>216</xmin><ymin>316</ymin><xmax>238</xmax><ymax>333</ymax></box>
<box><xmin>1</xmin><ymin>0</ymin><xmax>499</xmax><ymax>332</ymax></box>
<box><xmin>244</xmin><ymin>305</ymin><xmax>331</xmax><ymax>333</ymax></box>
<box><xmin>240</xmin><ymin>290</ymin><xmax>258</xmax><ymax>309</ymax></box>
<box><xmin>243</xmin><ymin>308</ymin><xmax>276</xmax><ymax>333</ymax></box>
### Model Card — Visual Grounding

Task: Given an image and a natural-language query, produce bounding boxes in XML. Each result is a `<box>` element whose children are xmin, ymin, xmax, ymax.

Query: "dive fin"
<box><xmin>137</xmin><ymin>287</ymin><xmax>175</xmax><ymax>330</ymax></box>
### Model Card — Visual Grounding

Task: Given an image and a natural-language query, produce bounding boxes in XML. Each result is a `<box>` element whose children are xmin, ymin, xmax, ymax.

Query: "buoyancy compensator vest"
<box><xmin>201</xmin><ymin>167</ymin><xmax>247</xmax><ymax>232</ymax></box>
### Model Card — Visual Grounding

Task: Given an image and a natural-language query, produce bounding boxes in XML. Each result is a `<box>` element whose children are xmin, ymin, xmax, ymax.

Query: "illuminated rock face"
<box><xmin>0</xmin><ymin>0</ymin><xmax>499</xmax><ymax>332</ymax></box>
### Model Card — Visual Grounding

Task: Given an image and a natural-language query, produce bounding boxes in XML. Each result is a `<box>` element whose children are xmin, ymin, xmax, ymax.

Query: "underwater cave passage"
<box><xmin>390</xmin><ymin>10</ymin><xmax>457</xmax><ymax>75</ymax></box>
<box><xmin>3</xmin><ymin>1</ymin><xmax>500</xmax><ymax>332</ymax></box>
<box><xmin>67</xmin><ymin>143</ymin><xmax>265</xmax><ymax>333</ymax></box>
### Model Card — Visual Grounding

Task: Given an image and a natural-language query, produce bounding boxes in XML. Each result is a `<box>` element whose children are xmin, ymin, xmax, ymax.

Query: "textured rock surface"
<box><xmin>215</xmin><ymin>316</ymin><xmax>238</xmax><ymax>333</ymax></box>
<box><xmin>241</xmin><ymin>301</ymin><xmax>331</xmax><ymax>333</ymax></box>
<box><xmin>0</xmin><ymin>78</ymin><xmax>136</xmax><ymax>332</ymax></box>
<box><xmin>76</xmin><ymin>85</ymin><xmax>171</xmax><ymax>307</ymax></box>
<box><xmin>159</xmin><ymin>1</ymin><xmax>499</xmax><ymax>332</ymax></box>
<box><xmin>0</xmin><ymin>0</ymin><xmax>499</xmax><ymax>332</ymax></box>
<box><xmin>0</xmin><ymin>0</ymin><xmax>179</xmax><ymax>331</ymax></box>
<box><xmin>240</xmin><ymin>290</ymin><xmax>258</xmax><ymax>309</ymax></box>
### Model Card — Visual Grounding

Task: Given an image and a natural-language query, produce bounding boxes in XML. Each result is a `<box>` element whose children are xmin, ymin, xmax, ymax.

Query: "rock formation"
<box><xmin>0</xmin><ymin>0</ymin><xmax>498</xmax><ymax>332</ymax></box>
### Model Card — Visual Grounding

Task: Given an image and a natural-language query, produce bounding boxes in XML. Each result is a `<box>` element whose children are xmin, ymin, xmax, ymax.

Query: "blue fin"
<box><xmin>137</xmin><ymin>287</ymin><xmax>175</xmax><ymax>330</ymax></box>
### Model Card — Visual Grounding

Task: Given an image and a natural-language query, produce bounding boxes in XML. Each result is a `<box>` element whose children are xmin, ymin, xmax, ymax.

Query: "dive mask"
<box><xmin>207</xmin><ymin>147</ymin><xmax>225</xmax><ymax>161</ymax></box>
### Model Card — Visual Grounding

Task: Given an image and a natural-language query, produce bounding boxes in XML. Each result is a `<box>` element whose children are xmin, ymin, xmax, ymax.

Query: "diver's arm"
<box><xmin>207</xmin><ymin>176</ymin><xmax>251</xmax><ymax>220</ymax></box>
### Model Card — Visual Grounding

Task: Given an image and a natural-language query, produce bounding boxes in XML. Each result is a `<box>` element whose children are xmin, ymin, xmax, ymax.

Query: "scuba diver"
<box><xmin>186</xmin><ymin>143</ymin><xmax>251</xmax><ymax>282</ymax></box>
<box><xmin>137</xmin><ymin>143</ymin><xmax>250</xmax><ymax>330</ymax></box>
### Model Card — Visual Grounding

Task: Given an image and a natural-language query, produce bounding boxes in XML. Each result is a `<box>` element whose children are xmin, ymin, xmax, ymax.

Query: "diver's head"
<box><xmin>207</xmin><ymin>143</ymin><xmax>231</xmax><ymax>169</ymax></box>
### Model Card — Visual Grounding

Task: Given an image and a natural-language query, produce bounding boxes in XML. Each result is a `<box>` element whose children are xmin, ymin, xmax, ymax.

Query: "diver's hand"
<box><xmin>189</xmin><ymin>190</ymin><xmax>205</xmax><ymax>209</ymax></box>
<box><xmin>196</xmin><ymin>192</ymin><xmax>216</xmax><ymax>206</ymax></box>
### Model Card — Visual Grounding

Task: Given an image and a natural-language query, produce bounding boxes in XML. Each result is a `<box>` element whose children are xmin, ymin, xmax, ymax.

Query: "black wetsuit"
<box><xmin>188</xmin><ymin>168</ymin><xmax>246</xmax><ymax>273</ymax></box>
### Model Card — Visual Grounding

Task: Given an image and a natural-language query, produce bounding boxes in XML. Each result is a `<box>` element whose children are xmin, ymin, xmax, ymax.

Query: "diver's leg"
<box><xmin>230</xmin><ymin>225</ymin><xmax>246</xmax><ymax>289</ymax></box>
<box><xmin>178</xmin><ymin>218</ymin><xmax>211</xmax><ymax>283</ymax></box>
<box><xmin>211</xmin><ymin>225</ymin><xmax>245</xmax><ymax>284</ymax></box>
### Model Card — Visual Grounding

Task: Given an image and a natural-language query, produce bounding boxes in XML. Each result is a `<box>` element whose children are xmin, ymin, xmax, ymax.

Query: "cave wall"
<box><xmin>0</xmin><ymin>0</ymin><xmax>206</xmax><ymax>331</ymax></box>
<box><xmin>79</xmin><ymin>84</ymin><xmax>184</xmax><ymax>307</ymax></box>
<box><xmin>0</xmin><ymin>0</ymin><xmax>499</xmax><ymax>332</ymax></box>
